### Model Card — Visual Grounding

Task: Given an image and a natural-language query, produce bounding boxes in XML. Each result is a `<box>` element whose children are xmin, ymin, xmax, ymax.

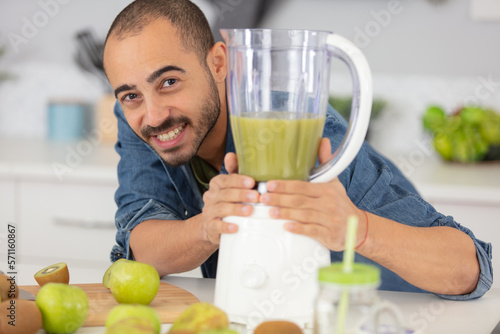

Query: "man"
<box><xmin>103</xmin><ymin>0</ymin><xmax>492</xmax><ymax>299</ymax></box>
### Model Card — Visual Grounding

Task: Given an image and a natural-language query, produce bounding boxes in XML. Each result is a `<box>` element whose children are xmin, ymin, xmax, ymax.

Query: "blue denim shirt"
<box><xmin>111</xmin><ymin>102</ymin><xmax>492</xmax><ymax>301</ymax></box>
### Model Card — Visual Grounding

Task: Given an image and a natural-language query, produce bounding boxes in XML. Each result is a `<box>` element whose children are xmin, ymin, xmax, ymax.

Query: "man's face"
<box><xmin>103</xmin><ymin>19</ymin><xmax>220</xmax><ymax>167</ymax></box>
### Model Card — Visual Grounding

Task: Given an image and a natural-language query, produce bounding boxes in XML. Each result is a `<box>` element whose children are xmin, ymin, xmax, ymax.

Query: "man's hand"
<box><xmin>200</xmin><ymin>153</ymin><xmax>259</xmax><ymax>244</ymax></box>
<box><xmin>259</xmin><ymin>138</ymin><xmax>367</xmax><ymax>251</ymax></box>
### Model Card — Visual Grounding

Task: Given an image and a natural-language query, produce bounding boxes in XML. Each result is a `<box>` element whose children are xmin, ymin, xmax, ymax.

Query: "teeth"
<box><xmin>157</xmin><ymin>125</ymin><xmax>184</xmax><ymax>142</ymax></box>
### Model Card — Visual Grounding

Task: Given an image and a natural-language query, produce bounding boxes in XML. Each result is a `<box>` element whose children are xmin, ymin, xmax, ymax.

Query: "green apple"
<box><xmin>103</xmin><ymin>258</ymin><xmax>126</xmax><ymax>288</ymax></box>
<box><xmin>35</xmin><ymin>283</ymin><xmax>89</xmax><ymax>334</ymax></box>
<box><xmin>169</xmin><ymin>302</ymin><xmax>229</xmax><ymax>333</ymax></box>
<box><xmin>106</xmin><ymin>317</ymin><xmax>156</xmax><ymax>333</ymax></box>
<box><xmin>423</xmin><ymin>105</ymin><xmax>446</xmax><ymax>133</ymax></box>
<box><xmin>199</xmin><ymin>330</ymin><xmax>240</xmax><ymax>334</ymax></box>
<box><xmin>109</xmin><ymin>260</ymin><xmax>160</xmax><ymax>304</ymax></box>
<box><xmin>106</xmin><ymin>304</ymin><xmax>161</xmax><ymax>334</ymax></box>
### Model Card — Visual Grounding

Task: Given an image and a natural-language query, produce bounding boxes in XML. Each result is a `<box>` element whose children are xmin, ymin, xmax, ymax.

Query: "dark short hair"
<box><xmin>106</xmin><ymin>0</ymin><xmax>215</xmax><ymax>63</ymax></box>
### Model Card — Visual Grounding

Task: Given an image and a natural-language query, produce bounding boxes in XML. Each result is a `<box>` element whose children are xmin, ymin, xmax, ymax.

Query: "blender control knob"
<box><xmin>241</xmin><ymin>264</ymin><xmax>267</xmax><ymax>289</ymax></box>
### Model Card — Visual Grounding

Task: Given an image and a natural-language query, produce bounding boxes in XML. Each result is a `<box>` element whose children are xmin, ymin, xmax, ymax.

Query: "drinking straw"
<box><xmin>343</xmin><ymin>215</ymin><xmax>358</xmax><ymax>273</ymax></box>
<box><xmin>336</xmin><ymin>215</ymin><xmax>359</xmax><ymax>334</ymax></box>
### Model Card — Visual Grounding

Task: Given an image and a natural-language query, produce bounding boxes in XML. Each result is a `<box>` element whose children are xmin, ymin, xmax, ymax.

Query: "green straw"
<box><xmin>336</xmin><ymin>215</ymin><xmax>359</xmax><ymax>334</ymax></box>
<box><xmin>343</xmin><ymin>215</ymin><xmax>358</xmax><ymax>273</ymax></box>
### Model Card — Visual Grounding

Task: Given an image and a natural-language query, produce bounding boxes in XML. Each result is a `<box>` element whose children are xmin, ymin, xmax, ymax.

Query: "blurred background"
<box><xmin>0</xmin><ymin>0</ymin><xmax>499</xmax><ymax>294</ymax></box>
<box><xmin>0</xmin><ymin>0</ymin><xmax>499</xmax><ymax>153</ymax></box>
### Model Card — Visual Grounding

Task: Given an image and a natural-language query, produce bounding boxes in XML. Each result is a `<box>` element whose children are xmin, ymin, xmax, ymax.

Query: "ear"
<box><xmin>207</xmin><ymin>41</ymin><xmax>226</xmax><ymax>84</ymax></box>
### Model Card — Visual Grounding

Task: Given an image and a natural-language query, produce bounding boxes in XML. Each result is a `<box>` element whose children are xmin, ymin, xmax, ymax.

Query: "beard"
<box><xmin>140</xmin><ymin>73</ymin><xmax>221</xmax><ymax>167</ymax></box>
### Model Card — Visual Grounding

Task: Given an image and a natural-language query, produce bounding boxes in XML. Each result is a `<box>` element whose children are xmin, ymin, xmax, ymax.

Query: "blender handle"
<box><xmin>309</xmin><ymin>34</ymin><xmax>373</xmax><ymax>183</ymax></box>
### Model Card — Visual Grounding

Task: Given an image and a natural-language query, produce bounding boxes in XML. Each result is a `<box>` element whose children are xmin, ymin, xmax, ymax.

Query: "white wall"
<box><xmin>0</xmin><ymin>0</ymin><xmax>131</xmax><ymax>67</ymax></box>
<box><xmin>0</xmin><ymin>0</ymin><xmax>132</xmax><ymax>138</ymax></box>
<box><xmin>260</xmin><ymin>0</ymin><xmax>500</xmax><ymax>77</ymax></box>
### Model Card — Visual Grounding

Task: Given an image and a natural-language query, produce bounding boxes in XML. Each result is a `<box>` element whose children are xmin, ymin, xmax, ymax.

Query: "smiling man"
<box><xmin>102</xmin><ymin>0</ymin><xmax>492</xmax><ymax>300</ymax></box>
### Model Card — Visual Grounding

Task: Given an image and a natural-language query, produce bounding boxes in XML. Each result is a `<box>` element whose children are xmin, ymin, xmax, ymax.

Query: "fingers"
<box><xmin>209</xmin><ymin>172</ymin><xmax>255</xmax><ymax>191</ymax></box>
<box><xmin>258</xmin><ymin>177</ymin><xmax>356</xmax><ymax>251</ymax></box>
<box><xmin>264</xmin><ymin>177</ymin><xmax>342</xmax><ymax>199</ymax></box>
<box><xmin>270</xmin><ymin>206</ymin><xmax>328</xmax><ymax>224</ymax></box>
<box><xmin>205</xmin><ymin>219</ymin><xmax>239</xmax><ymax>245</ymax></box>
<box><xmin>201</xmin><ymin>172</ymin><xmax>257</xmax><ymax>245</ymax></box>
<box><xmin>224</xmin><ymin>152</ymin><xmax>239</xmax><ymax>174</ymax></box>
<box><xmin>204</xmin><ymin>174</ymin><xmax>258</xmax><ymax>210</ymax></box>
<box><xmin>285</xmin><ymin>220</ymin><xmax>342</xmax><ymax>250</ymax></box>
<box><xmin>318</xmin><ymin>138</ymin><xmax>333</xmax><ymax>164</ymax></box>
<box><xmin>203</xmin><ymin>187</ymin><xmax>258</xmax><ymax>206</ymax></box>
<box><xmin>203</xmin><ymin>200</ymin><xmax>253</xmax><ymax>219</ymax></box>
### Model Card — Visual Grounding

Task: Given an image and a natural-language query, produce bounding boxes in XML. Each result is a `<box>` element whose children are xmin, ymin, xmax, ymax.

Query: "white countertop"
<box><xmin>42</xmin><ymin>276</ymin><xmax>500</xmax><ymax>334</ymax></box>
<box><xmin>382</xmin><ymin>150</ymin><xmax>500</xmax><ymax>205</ymax></box>
<box><xmin>0</xmin><ymin>137</ymin><xmax>119</xmax><ymax>184</ymax></box>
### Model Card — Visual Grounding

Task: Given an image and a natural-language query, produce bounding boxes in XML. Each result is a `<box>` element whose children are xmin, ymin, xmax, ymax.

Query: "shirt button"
<box><xmin>184</xmin><ymin>209</ymin><xmax>188</xmax><ymax>217</ymax></box>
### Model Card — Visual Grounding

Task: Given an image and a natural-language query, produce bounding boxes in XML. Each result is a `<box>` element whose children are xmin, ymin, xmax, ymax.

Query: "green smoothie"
<box><xmin>231</xmin><ymin>112</ymin><xmax>326</xmax><ymax>181</ymax></box>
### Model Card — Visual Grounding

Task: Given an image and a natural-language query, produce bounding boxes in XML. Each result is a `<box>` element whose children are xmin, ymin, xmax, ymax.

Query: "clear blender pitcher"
<box><xmin>222</xmin><ymin>28</ymin><xmax>372</xmax><ymax>184</ymax></box>
<box><xmin>215</xmin><ymin>28</ymin><xmax>373</xmax><ymax>329</ymax></box>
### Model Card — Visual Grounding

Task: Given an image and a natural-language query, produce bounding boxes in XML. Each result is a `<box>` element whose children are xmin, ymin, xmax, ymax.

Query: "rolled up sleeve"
<box><xmin>325</xmin><ymin>106</ymin><xmax>493</xmax><ymax>300</ymax></box>
<box><xmin>433</xmin><ymin>219</ymin><xmax>493</xmax><ymax>300</ymax></box>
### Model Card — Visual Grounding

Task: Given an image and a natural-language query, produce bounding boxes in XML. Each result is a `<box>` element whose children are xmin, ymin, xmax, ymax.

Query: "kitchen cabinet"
<box><xmin>0</xmin><ymin>179</ymin><xmax>15</xmax><ymax>223</ymax></box>
<box><xmin>0</xmin><ymin>138</ymin><xmax>119</xmax><ymax>284</ymax></box>
<box><xmin>16</xmin><ymin>180</ymin><xmax>118</xmax><ymax>283</ymax></box>
<box><xmin>17</xmin><ymin>180</ymin><xmax>117</xmax><ymax>261</ymax></box>
<box><xmin>0</xmin><ymin>179</ymin><xmax>16</xmax><ymax>265</ymax></box>
<box><xmin>0</xmin><ymin>138</ymin><xmax>201</xmax><ymax>284</ymax></box>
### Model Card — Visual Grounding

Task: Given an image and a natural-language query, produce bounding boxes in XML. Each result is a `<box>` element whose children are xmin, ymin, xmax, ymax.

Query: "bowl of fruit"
<box><xmin>423</xmin><ymin>105</ymin><xmax>500</xmax><ymax>163</ymax></box>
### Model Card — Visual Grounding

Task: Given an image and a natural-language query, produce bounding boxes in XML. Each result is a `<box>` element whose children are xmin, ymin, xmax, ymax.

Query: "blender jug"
<box><xmin>216</xmin><ymin>29</ymin><xmax>373</xmax><ymax>329</ymax></box>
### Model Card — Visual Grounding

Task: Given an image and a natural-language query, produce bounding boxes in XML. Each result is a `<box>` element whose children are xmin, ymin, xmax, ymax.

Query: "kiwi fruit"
<box><xmin>34</xmin><ymin>262</ymin><xmax>69</xmax><ymax>286</ymax></box>
<box><xmin>254</xmin><ymin>320</ymin><xmax>303</xmax><ymax>334</ymax></box>
<box><xmin>103</xmin><ymin>258</ymin><xmax>127</xmax><ymax>289</ymax></box>
<box><xmin>0</xmin><ymin>274</ymin><xmax>18</xmax><ymax>300</ymax></box>
<box><xmin>0</xmin><ymin>299</ymin><xmax>42</xmax><ymax>334</ymax></box>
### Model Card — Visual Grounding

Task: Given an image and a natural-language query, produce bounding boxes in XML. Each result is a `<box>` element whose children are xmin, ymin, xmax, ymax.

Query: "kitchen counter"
<box><xmin>2</xmin><ymin>137</ymin><xmax>499</xmax><ymax>197</ymax></box>
<box><xmin>0</xmin><ymin>137</ymin><xmax>119</xmax><ymax>184</ymax></box>
<box><xmin>384</xmin><ymin>150</ymin><xmax>500</xmax><ymax>205</ymax></box>
<box><xmin>2</xmin><ymin>137</ymin><xmax>498</xmax><ymax>199</ymax></box>
<box><xmin>40</xmin><ymin>276</ymin><xmax>500</xmax><ymax>334</ymax></box>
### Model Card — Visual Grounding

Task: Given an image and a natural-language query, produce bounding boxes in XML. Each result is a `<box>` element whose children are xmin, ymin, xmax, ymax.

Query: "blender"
<box><xmin>215</xmin><ymin>29</ymin><xmax>373</xmax><ymax>329</ymax></box>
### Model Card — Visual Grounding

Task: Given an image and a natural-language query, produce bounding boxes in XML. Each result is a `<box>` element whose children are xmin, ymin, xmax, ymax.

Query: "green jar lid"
<box><xmin>318</xmin><ymin>263</ymin><xmax>380</xmax><ymax>285</ymax></box>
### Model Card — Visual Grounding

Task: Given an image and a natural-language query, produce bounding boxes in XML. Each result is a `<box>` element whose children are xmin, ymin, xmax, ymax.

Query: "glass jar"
<box><xmin>314</xmin><ymin>263</ymin><xmax>403</xmax><ymax>334</ymax></box>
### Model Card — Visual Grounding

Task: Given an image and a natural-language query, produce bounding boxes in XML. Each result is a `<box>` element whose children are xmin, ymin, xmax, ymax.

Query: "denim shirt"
<box><xmin>111</xmin><ymin>102</ymin><xmax>492</xmax><ymax>301</ymax></box>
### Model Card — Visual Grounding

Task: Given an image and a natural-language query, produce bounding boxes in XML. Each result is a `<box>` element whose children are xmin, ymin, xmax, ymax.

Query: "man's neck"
<box><xmin>196</xmin><ymin>101</ymin><xmax>228</xmax><ymax>172</ymax></box>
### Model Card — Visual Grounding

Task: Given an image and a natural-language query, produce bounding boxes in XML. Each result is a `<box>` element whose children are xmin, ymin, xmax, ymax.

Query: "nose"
<box><xmin>144</xmin><ymin>95</ymin><xmax>170</xmax><ymax>127</ymax></box>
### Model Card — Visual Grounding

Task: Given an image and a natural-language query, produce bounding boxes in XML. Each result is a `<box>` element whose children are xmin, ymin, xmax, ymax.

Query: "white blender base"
<box><xmin>214</xmin><ymin>205</ymin><xmax>331</xmax><ymax>330</ymax></box>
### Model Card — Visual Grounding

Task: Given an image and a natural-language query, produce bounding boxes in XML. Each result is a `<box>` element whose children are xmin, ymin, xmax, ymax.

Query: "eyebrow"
<box><xmin>113</xmin><ymin>65</ymin><xmax>186</xmax><ymax>99</ymax></box>
<box><xmin>147</xmin><ymin>65</ymin><xmax>186</xmax><ymax>83</ymax></box>
<box><xmin>114</xmin><ymin>84</ymin><xmax>136</xmax><ymax>99</ymax></box>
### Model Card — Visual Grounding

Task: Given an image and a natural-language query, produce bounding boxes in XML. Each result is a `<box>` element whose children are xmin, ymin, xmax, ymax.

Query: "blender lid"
<box><xmin>318</xmin><ymin>263</ymin><xmax>380</xmax><ymax>285</ymax></box>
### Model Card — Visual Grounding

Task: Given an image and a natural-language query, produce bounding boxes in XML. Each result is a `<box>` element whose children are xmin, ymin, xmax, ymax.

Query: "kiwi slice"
<box><xmin>103</xmin><ymin>258</ymin><xmax>127</xmax><ymax>289</ymax></box>
<box><xmin>34</xmin><ymin>262</ymin><xmax>69</xmax><ymax>287</ymax></box>
<box><xmin>0</xmin><ymin>299</ymin><xmax>42</xmax><ymax>334</ymax></box>
<box><xmin>254</xmin><ymin>321</ymin><xmax>303</xmax><ymax>334</ymax></box>
<box><xmin>0</xmin><ymin>273</ymin><xmax>18</xmax><ymax>300</ymax></box>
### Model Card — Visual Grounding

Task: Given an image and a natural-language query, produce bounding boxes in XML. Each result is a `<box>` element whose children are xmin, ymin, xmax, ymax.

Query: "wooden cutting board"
<box><xmin>21</xmin><ymin>282</ymin><xmax>199</xmax><ymax>327</ymax></box>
